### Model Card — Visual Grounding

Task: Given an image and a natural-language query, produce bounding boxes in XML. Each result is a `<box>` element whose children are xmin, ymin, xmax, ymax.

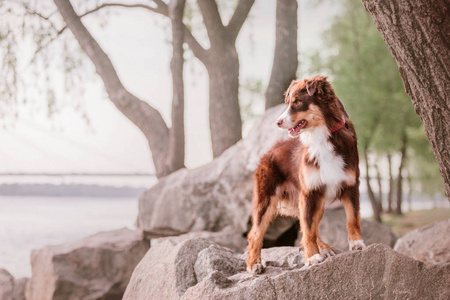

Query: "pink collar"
<box><xmin>330</xmin><ymin>118</ymin><xmax>347</xmax><ymax>133</ymax></box>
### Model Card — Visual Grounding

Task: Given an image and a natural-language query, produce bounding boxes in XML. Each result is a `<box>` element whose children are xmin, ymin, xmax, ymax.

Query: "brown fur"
<box><xmin>247</xmin><ymin>75</ymin><xmax>364</xmax><ymax>273</ymax></box>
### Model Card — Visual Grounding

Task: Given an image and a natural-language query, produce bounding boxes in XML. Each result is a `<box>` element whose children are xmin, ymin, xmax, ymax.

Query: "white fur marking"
<box><xmin>306</xmin><ymin>253</ymin><xmax>324</xmax><ymax>266</ymax></box>
<box><xmin>319</xmin><ymin>248</ymin><xmax>336</xmax><ymax>258</ymax></box>
<box><xmin>349</xmin><ymin>239</ymin><xmax>367</xmax><ymax>251</ymax></box>
<box><xmin>300</xmin><ymin>126</ymin><xmax>353</xmax><ymax>200</ymax></box>
<box><xmin>277</xmin><ymin>104</ymin><xmax>297</xmax><ymax>129</ymax></box>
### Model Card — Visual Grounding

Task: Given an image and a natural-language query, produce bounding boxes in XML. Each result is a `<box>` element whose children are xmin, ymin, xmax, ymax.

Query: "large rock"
<box><xmin>0</xmin><ymin>269</ymin><xmax>27</xmax><ymax>300</ymax></box>
<box><xmin>0</xmin><ymin>269</ymin><xmax>13</xmax><ymax>300</ymax></box>
<box><xmin>152</xmin><ymin>226</ymin><xmax>247</xmax><ymax>252</ymax></box>
<box><xmin>138</xmin><ymin>105</ymin><xmax>287</xmax><ymax>237</ymax></box>
<box><xmin>295</xmin><ymin>207</ymin><xmax>397</xmax><ymax>251</ymax></box>
<box><xmin>124</xmin><ymin>238</ymin><xmax>450</xmax><ymax>300</ymax></box>
<box><xmin>26</xmin><ymin>228</ymin><xmax>149</xmax><ymax>300</ymax></box>
<box><xmin>394</xmin><ymin>219</ymin><xmax>450</xmax><ymax>264</ymax></box>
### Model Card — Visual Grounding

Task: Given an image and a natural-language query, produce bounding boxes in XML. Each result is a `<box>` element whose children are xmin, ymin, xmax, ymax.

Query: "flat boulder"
<box><xmin>26</xmin><ymin>228</ymin><xmax>149</xmax><ymax>300</ymax></box>
<box><xmin>394</xmin><ymin>219</ymin><xmax>450</xmax><ymax>264</ymax></box>
<box><xmin>138</xmin><ymin>105</ymin><xmax>287</xmax><ymax>238</ymax></box>
<box><xmin>124</xmin><ymin>237</ymin><xmax>449</xmax><ymax>299</ymax></box>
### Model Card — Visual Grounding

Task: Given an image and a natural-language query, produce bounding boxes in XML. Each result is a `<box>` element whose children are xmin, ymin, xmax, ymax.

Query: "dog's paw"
<box><xmin>349</xmin><ymin>239</ymin><xmax>367</xmax><ymax>251</ymax></box>
<box><xmin>247</xmin><ymin>263</ymin><xmax>265</xmax><ymax>274</ymax></box>
<box><xmin>305</xmin><ymin>253</ymin><xmax>324</xmax><ymax>266</ymax></box>
<box><xmin>319</xmin><ymin>247</ymin><xmax>336</xmax><ymax>259</ymax></box>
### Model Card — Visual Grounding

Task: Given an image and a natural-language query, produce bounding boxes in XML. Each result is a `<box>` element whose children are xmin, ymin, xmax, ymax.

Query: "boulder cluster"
<box><xmin>1</xmin><ymin>106</ymin><xmax>448</xmax><ymax>299</ymax></box>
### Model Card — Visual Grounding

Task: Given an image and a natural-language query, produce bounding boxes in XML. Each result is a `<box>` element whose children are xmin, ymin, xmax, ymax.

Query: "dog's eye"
<box><xmin>293</xmin><ymin>100</ymin><xmax>301</xmax><ymax>105</ymax></box>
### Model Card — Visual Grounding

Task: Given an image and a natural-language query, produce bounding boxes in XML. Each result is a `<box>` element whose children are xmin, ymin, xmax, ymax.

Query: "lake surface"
<box><xmin>0</xmin><ymin>196</ymin><xmax>137</xmax><ymax>278</ymax></box>
<box><xmin>0</xmin><ymin>195</ymin><xmax>448</xmax><ymax>278</ymax></box>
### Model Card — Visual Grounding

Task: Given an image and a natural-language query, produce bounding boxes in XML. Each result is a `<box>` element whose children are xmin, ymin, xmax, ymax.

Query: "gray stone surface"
<box><xmin>152</xmin><ymin>226</ymin><xmax>247</xmax><ymax>252</ymax></box>
<box><xmin>0</xmin><ymin>269</ymin><xmax>27</xmax><ymax>300</ymax></box>
<box><xmin>26</xmin><ymin>228</ymin><xmax>149</xmax><ymax>300</ymax></box>
<box><xmin>138</xmin><ymin>105</ymin><xmax>287</xmax><ymax>238</ymax></box>
<box><xmin>394</xmin><ymin>219</ymin><xmax>450</xmax><ymax>264</ymax></box>
<box><xmin>125</xmin><ymin>237</ymin><xmax>450</xmax><ymax>299</ymax></box>
<box><xmin>295</xmin><ymin>207</ymin><xmax>397</xmax><ymax>251</ymax></box>
<box><xmin>0</xmin><ymin>269</ymin><xmax>13</xmax><ymax>300</ymax></box>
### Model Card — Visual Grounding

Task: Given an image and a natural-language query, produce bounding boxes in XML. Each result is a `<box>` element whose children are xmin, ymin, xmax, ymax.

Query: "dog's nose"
<box><xmin>277</xmin><ymin>119</ymin><xmax>283</xmax><ymax>127</ymax></box>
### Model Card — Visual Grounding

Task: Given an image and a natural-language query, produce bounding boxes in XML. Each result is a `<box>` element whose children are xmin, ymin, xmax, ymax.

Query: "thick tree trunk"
<box><xmin>362</xmin><ymin>0</ymin><xmax>450</xmax><ymax>200</ymax></box>
<box><xmin>265</xmin><ymin>0</ymin><xmax>298</xmax><ymax>110</ymax></box>
<box><xmin>386</xmin><ymin>153</ymin><xmax>394</xmax><ymax>213</ymax></box>
<box><xmin>396</xmin><ymin>131</ymin><xmax>408</xmax><ymax>215</ymax></box>
<box><xmin>166</xmin><ymin>0</ymin><xmax>186</xmax><ymax>175</ymax></box>
<box><xmin>53</xmin><ymin>0</ymin><xmax>183</xmax><ymax>178</ymax></box>
<box><xmin>364</xmin><ymin>147</ymin><xmax>382</xmax><ymax>222</ymax></box>
<box><xmin>206</xmin><ymin>47</ymin><xmax>242</xmax><ymax>158</ymax></box>
<box><xmin>195</xmin><ymin>0</ymin><xmax>255</xmax><ymax>157</ymax></box>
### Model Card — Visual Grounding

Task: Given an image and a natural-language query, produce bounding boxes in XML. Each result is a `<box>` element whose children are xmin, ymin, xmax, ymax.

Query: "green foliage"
<box><xmin>311</xmin><ymin>0</ymin><xmax>442</xmax><ymax>195</ymax></box>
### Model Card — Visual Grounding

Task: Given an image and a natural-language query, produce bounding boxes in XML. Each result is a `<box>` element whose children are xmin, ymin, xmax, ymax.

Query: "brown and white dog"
<box><xmin>246</xmin><ymin>75</ymin><xmax>366</xmax><ymax>274</ymax></box>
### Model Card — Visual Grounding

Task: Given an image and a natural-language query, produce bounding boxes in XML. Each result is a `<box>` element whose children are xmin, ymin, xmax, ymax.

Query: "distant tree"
<box><xmin>311</xmin><ymin>0</ymin><xmax>425</xmax><ymax>220</ymax></box>
<box><xmin>362</xmin><ymin>0</ymin><xmax>450</xmax><ymax>201</ymax></box>
<box><xmin>265</xmin><ymin>0</ymin><xmax>298</xmax><ymax>110</ymax></box>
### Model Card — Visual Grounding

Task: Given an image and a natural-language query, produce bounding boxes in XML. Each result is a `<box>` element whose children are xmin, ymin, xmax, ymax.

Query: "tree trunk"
<box><xmin>363</xmin><ymin>147</ymin><xmax>382</xmax><ymax>222</ymax></box>
<box><xmin>53</xmin><ymin>0</ymin><xmax>183</xmax><ymax>178</ymax></box>
<box><xmin>166</xmin><ymin>0</ymin><xmax>186</xmax><ymax>175</ymax></box>
<box><xmin>386</xmin><ymin>153</ymin><xmax>394</xmax><ymax>213</ymax></box>
<box><xmin>375</xmin><ymin>163</ymin><xmax>383</xmax><ymax>212</ymax></box>
<box><xmin>407</xmin><ymin>171</ymin><xmax>413</xmax><ymax>212</ymax></box>
<box><xmin>206</xmin><ymin>47</ymin><xmax>242</xmax><ymax>158</ymax></box>
<box><xmin>396</xmin><ymin>131</ymin><xmax>408</xmax><ymax>215</ymax></box>
<box><xmin>265</xmin><ymin>0</ymin><xmax>298</xmax><ymax>110</ymax></box>
<box><xmin>362</xmin><ymin>0</ymin><xmax>450</xmax><ymax>200</ymax></box>
<box><xmin>194</xmin><ymin>0</ymin><xmax>255</xmax><ymax>157</ymax></box>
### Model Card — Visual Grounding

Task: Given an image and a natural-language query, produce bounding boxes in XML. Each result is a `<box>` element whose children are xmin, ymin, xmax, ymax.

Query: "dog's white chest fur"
<box><xmin>300</xmin><ymin>126</ymin><xmax>352</xmax><ymax>199</ymax></box>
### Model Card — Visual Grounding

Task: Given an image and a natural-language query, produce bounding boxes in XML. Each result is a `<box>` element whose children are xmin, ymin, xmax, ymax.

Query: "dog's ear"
<box><xmin>284</xmin><ymin>80</ymin><xmax>299</xmax><ymax>103</ymax></box>
<box><xmin>306</xmin><ymin>75</ymin><xmax>328</xmax><ymax>96</ymax></box>
<box><xmin>337</xmin><ymin>98</ymin><xmax>350</xmax><ymax>119</ymax></box>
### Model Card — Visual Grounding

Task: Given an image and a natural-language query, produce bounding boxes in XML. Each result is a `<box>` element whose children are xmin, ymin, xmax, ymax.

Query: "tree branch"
<box><xmin>74</xmin><ymin>1</ymin><xmax>209</xmax><ymax>62</ymax></box>
<box><xmin>197</xmin><ymin>0</ymin><xmax>225</xmax><ymax>46</ymax></box>
<box><xmin>53</xmin><ymin>0</ymin><xmax>171</xmax><ymax>178</ymax></box>
<box><xmin>226</xmin><ymin>0</ymin><xmax>255</xmax><ymax>43</ymax></box>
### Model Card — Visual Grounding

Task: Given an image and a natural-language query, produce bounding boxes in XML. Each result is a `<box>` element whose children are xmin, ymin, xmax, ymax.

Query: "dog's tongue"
<box><xmin>288</xmin><ymin>121</ymin><xmax>306</xmax><ymax>134</ymax></box>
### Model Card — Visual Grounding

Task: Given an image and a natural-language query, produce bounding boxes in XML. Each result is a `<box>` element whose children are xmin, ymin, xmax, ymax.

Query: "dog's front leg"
<box><xmin>341</xmin><ymin>186</ymin><xmax>367</xmax><ymax>251</ymax></box>
<box><xmin>299</xmin><ymin>190</ymin><xmax>325</xmax><ymax>266</ymax></box>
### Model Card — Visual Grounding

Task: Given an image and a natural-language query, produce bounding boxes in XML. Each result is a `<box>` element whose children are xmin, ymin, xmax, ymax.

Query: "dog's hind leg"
<box><xmin>246</xmin><ymin>164</ymin><xmax>282</xmax><ymax>274</ymax></box>
<box><xmin>341</xmin><ymin>186</ymin><xmax>366</xmax><ymax>251</ymax></box>
<box><xmin>246</xmin><ymin>195</ymin><xmax>277</xmax><ymax>274</ymax></box>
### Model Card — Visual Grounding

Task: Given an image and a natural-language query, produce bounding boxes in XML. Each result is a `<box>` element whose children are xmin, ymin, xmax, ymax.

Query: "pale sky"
<box><xmin>0</xmin><ymin>0</ymin><xmax>339</xmax><ymax>175</ymax></box>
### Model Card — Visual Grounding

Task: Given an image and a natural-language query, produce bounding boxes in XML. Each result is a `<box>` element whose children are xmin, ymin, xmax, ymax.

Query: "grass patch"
<box><xmin>378</xmin><ymin>208</ymin><xmax>450</xmax><ymax>237</ymax></box>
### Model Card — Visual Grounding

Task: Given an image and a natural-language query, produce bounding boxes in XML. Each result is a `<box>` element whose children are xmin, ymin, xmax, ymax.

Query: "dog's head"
<box><xmin>276</xmin><ymin>75</ymin><xmax>349</xmax><ymax>137</ymax></box>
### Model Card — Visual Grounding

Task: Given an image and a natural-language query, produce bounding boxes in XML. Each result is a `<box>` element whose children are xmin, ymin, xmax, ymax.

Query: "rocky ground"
<box><xmin>123</xmin><ymin>238</ymin><xmax>450</xmax><ymax>300</ymax></box>
<box><xmin>1</xmin><ymin>106</ymin><xmax>449</xmax><ymax>300</ymax></box>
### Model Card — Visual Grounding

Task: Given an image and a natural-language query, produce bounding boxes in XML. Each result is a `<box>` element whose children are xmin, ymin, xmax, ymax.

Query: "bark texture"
<box><xmin>265</xmin><ymin>0</ymin><xmax>298</xmax><ymax>110</ymax></box>
<box><xmin>362</xmin><ymin>0</ymin><xmax>450</xmax><ymax>200</ymax></box>
<box><xmin>53</xmin><ymin>0</ymin><xmax>185</xmax><ymax>178</ymax></box>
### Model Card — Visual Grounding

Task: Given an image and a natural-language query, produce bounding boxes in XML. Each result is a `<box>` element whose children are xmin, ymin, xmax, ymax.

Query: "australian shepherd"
<box><xmin>246</xmin><ymin>75</ymin><xmax>366</xmax><ymax>274</ymax></box>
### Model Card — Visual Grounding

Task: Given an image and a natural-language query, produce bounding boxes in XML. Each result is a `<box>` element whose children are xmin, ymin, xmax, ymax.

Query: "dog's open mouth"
<box><xmin>288</xmin><ymin>120</ymin><xmax>307</xmax><ymax>135</ymax></box>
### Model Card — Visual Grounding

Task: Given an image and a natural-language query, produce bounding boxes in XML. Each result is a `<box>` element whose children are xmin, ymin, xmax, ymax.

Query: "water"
<box><xmin>0</xmin><ymin>196</ymin><xmax>137</xmax><ymax>278</ymax></box>
<box><xmin>0</xmin><ymin>195</ymin><xmax>448</xmax><ymax>278</ymax></box>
